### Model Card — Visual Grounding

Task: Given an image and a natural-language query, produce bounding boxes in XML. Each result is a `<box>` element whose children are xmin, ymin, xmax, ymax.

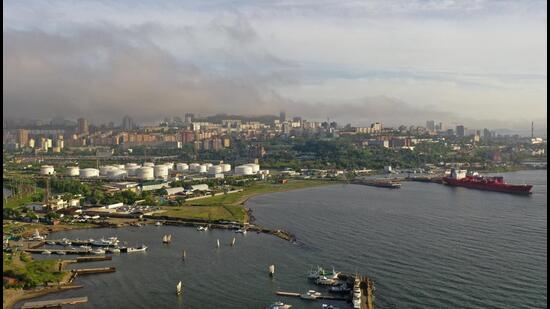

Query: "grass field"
<box><xmin>156</xmin><ymin>179</ymin><xmax>336</xmax><ymax>223</ymax></box>
<box><xmin>3</xmin><ymin>252</ymin><xmax>67</xmax><ymax>288</ymax></box>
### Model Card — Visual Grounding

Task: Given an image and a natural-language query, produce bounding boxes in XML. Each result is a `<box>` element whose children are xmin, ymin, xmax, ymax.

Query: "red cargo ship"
<box><xmin>443</xmin><ymin>169</ymin><xmax>533</xmax><ymax>195</ymax></box>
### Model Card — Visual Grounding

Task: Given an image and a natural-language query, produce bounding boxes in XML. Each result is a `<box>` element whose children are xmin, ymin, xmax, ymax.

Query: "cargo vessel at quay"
<box><xmin>443</xmin><ymin>169</ymin><xmax>533</xmax><ymax>195</ymax></box>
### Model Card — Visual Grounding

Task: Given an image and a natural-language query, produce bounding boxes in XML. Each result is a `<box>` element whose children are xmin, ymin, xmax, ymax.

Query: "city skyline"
<box><xmin>3</xmin><ymin>0</ymin><xmax>547</xmax><ymax>130</ymax></box>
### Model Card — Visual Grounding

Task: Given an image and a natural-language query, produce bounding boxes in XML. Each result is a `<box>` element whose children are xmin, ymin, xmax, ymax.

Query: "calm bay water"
<box><xmin>21</xmin><ymin>170</ymin><xmax>546</xmax><ymax>308</ymax></box>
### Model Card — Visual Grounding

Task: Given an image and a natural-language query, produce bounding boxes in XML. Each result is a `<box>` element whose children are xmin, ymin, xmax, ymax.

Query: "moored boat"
<box><xmin>269</xmin><ymin>301</ymin><xmax>292</xmax><ymax>309</ymax></box>
<box><xmin>176</xmin><ymin>281</ymin><xmax>183</xmax><ymax>295</ymax></box>
<box><xmin>127</xmin><ymin>245</ymin><xmax>148</xmax><ymax>253</ymax></box>
<box><xmin>300</xmin><ymin>290</ymin><xmax>321</xmax><ymax>300</ymax></box>
<box><xmin>443</xmin><ymin>168</ymin><xmax>533</xmax><ymax>194</ymax></box>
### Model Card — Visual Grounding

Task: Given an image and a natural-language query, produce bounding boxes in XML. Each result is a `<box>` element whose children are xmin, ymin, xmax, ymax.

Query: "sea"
<box><xmin>18</xmin><ymin>170</ymin><xmax>547</xmax><ymax>309</ymax></box>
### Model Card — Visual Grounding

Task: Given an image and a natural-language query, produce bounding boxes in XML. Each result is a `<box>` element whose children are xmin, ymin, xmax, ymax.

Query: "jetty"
<box><xmin>351</xmin><ymin>179</ymin><xmax>401</xmax><ymax>189</ymax></box>
<box><xmin>76</xmin><ymin>255</ymin><xmax>112</xmax><ymax>262</ymax></box>
<box><xmin>275</xmin><ymin>291</ymin><xmax>348</xmax><ymax>301</ymax></box>
<box><xmin>73</xmin><ymin>267</ymin><xmax>116</xmax><ymax>275</ymax></box>
<box><xmin>21</xmin><ymin>296</ymin><xmax>88</xmax><ymax>308</ymax></box>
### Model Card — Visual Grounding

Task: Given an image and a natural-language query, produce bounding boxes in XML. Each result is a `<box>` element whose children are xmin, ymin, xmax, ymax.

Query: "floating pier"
<box><xmin>73</xmin><ymin>267</ymin><xmax>116</xmax><ymax>275</ymax></box>
<box><xmin>275</xmin><ymin>291</ymin><xmax>348</xmax><ymax>301</ymax></box>
<box><xmin>76</xmin><ymin>255</ymin><xmax>112</xmax><ymax>262</ymax></box>
<box><xmin>21</xmin><ymin>296</ymin><xmax>88</xmax><ymax>308</ymax></box>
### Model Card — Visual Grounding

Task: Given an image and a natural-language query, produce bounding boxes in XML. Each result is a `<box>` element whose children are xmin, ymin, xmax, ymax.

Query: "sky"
<box><xmin>3</xmin><ymin>0</ymin><xmax>547</xmax><ymax>132</ymax></box>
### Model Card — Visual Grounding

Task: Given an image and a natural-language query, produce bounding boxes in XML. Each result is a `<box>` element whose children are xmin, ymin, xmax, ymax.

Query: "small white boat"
<box><xmin>162</xmin><ymin>234</ymin><xmax>172</xmax><ymax>244</ymax></box>
<box><xmin>41</xmin><ymin>250</ymin><xmax>52</xmax><ymax>255</ymax></box>
<box><xmin>269</xmin><ymin>265</ymin><xmax>275</xmax><ymax>277</ymax></box>
<box><xmin>269</xmin><ymin>301</ymin><xmax>292</xmax><ymax>309</ymax></box>
<box><xmin>46</xmin><ymin>241</ymin><xmax>56</xmax><ymax>245</ymax></box>
<box><xmin>155</xmin><ymin>221</ymin><xmax>162</xmax><ymax>226</ymax></box>
<box><xmin>197</xmin><ymin>226</ymin><xmax>208</xmax><ymax>231</ymax></box>
<box><xmin>231</xmin><ymin>237</ymin><xmax>236</xmax><ymax>246</ymax></box>
<box><xmin>300</xmin><ymin>290</ymin><xmax>321</xmax><ymax>300</ymax></box>
<box><xmin>106</xmin><ymin>247</ymin><xmax>120</xmax><ymax>253</ymax></box>
<box><xmin>176</xmin><ymin>281</ymin><xmax>183</xmax><ymax>295</ymax></box>
<box><xmin>29</xmin><ymin>229</ymin><xmax>46</xmax><ymax>241</ymax></box>
<box><xmin>92</xmin><ymin>248</ymin><xmax>106</xmax><ymax>255</ymax></box>
<box><xmin>235</xmin><ymin>229</ymin><xmax>247</xmax><ymax>234</ymax></box>
<box><xmin>127</xmin><ymin>245</ymin><xmax>148</xmax><ymax>253</ymax></box>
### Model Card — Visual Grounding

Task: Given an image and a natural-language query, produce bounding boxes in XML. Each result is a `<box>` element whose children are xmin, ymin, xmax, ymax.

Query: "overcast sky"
<box><xmin>3</xmin><ymin>0</ymin><xmax>547</xmax><ymax>130</ymax></box>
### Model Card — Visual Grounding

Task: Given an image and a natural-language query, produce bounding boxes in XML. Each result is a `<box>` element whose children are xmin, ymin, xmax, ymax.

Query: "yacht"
<box><xmin>300</xmin><ymin>290</ymin><xmax>321</xmax><ymax>300</ymax></box>
<box><xmin>127</xmin><ymin>245</ymin><xmax>148</xmax><ymax>253</ymax></box>
<box><xmin>269</xmin><ymin>301</ymin><xmax>292</xmax><ymax>309</ymax></box>
<box><xmin>316</xmin><ymin>275</ymin><xmax>338</xmax><ymax>285</ymax></box>
<box><xmin>92</xmin><ymin>248</ymin><xmax>106</xmax><ymax>255</ymax></box>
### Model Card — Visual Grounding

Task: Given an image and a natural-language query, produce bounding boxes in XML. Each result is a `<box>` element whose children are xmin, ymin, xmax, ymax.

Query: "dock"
<box><xmin>24</xmin><ymin>248</ymin><xmax>93</xmax><ymax>255</ymax></box>
<box><xmin>21</xmin><ymin>297</ymin><xmax>88</xmax><ymax>308</ymax></box>
<box><xmin>275</xmin><ymin>291</ymin><xmax>348</xmax><ymax>301</ymax></box>
<box><xmin>76</xmin><ymin>255</ymin><xmax>112</xmax><ymax>262</ymax></box>
<box><xmin>73</xmin><ymin>267</ymin><xmax>116</xmax><ymax>275</ymax></box>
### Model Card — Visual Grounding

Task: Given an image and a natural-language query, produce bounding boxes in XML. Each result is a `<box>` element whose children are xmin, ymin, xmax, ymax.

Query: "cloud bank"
<box><xmin>3</xmin><ymin>0</ymin><xmax>547</xmax><ymax>130</ymax></box>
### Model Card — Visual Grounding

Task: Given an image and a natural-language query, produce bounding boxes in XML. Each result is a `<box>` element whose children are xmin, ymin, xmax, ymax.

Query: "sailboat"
<box><xmin>216</xmin><ymin>239</ymin><xmax>220</xmax><ymax>248</ymax></box>
<box><xmin>269</xmin><ymin>265</ymin><xmax>275</xmax><ymax>277</ymax></box>
<box><xmin>176</xmin><ymin>281</ymin><xmax>183</xmax><ymax>295</ymax></box>
<box><xmin>162</xmin><ymin>234</ymin><xmax>172</xmax><ymax>244</ymax></box>
<box><xmin>231</xmin><ymin>237</ymin><xmax>236</xmax><ymax>246</ymax></box>
<box><xmin>182</xmin><ymin>249</ymin><xmax>186</xmax><ymax>260</ymax></box>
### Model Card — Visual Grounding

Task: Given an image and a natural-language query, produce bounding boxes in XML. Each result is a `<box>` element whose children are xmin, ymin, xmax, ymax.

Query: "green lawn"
<box><xmin>184</xmin><ymin>180</ymin><xmax>335</xmax><ymax>206</ymax></box>
<box><xmin>3</xmin><ymin>252</ymin><xmax>67</xmax><ymax>288</ymax></box>
<box><xmin>156</xmin><ymin>179</ymin><xmax>335</xmax><ymax>223</ymax></box>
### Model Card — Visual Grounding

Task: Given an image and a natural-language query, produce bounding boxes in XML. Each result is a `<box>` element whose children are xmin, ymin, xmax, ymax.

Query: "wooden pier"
<box><xmin>21</xmin><ymin>296</ymin><xmax>88</xmax><ymax>308</ymax></box>
<box><xmin>275</xmin><ymin>291</ymin><xmax>348</xmax><ymax>301</ymax></box>
<box><xmin>73</xmin><ymin>267</ymin><xmax>116</xmax><ymax>275</ymax></box>
<box><xmin>76</xmin><ymin>255</ymin><xmax>112</xmax><ymax>262</ymax></box>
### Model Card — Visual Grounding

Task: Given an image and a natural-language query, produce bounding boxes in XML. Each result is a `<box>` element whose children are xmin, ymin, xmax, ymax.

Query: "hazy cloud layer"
<box><xmin>3</xmin><ymin>0</ymin><xmax>547</xmax><ymax>130</ymax></box>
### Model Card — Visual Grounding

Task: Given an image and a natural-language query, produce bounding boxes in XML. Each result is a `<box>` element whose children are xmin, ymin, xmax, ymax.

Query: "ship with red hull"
<box><xmin>443</xmin><ymin>169</ymin><xmax>533</xmax><ymax>195</ymax></box>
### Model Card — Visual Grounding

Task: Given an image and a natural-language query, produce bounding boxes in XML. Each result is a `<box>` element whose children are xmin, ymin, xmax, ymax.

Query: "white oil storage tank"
<box><xmin>244</xmin><ymin>163</ymin><xmax>260</xmax><ymax>173</ymax></box>
<box><xmin>66</xmin><ymin>166</ymin><xmax>80</xmax><ymax>176</ymax></box>
<box><xmin>154</xmin><ymin>165</ymin><xmax>169</xmax><ymax>179</ymax></box>
<box><xmin>126</xmin><ymin>165</ymin><xmax>139</xmax><ymax>176</ymax></box>
<box><xmin>204</xmin><ymin>163</ymin><xmax>213</xmax><ymax>168</ymax></box>
<box><xmin>176</xmin><ymin>163</ymin><xmax>189</xmax><ymax>172</ymax></box>
<box><xmin>40</xmin><ymin>165</ymin><xmax>55</xmax><ymax>175</ymax></box>
<box><xmin>125</xmin><ymin>163</ymin><xmax>139</xmax><ymax>169</ymax></box>
<box><xmin>189</xmin><ymin>163</ymin><xmax>200</xmax><ymax>172</ymax></box>
<box><xmin>208</xmin><ymin>165</ymin><xmax>222</xmax><ymax>175</ymax></box>
<box><xmin>198</xmin><ymin>164</ymin><xmax>208</xmax><ymax>173</ymax></box>
<box><xmin>136</xmin><ymin>167</ymin><xmax>154</xmax><ymax>180</ymax></box>
<box><xmin>108</xmin><ymin>169</ymin><xmax>127</xmax><ymax>180</ymax></box>
<box><xmin>116</xmin><ymin>164</ymin><xmax>125</xmax><ymax>170</ymax></box>
<box><xmin>99</xmin><ymin>165</ymin><xmax>118</xmax><ymax>176</ymax></box>
<box><xmin>220</xmin><ymin>164</ymin><xmax>231</xmax><ymax>173</ymax></box>
<box><xmin>235</xmin><ymin>165</ymin><xmax>253</xmax><ymax>176</ymax></box>
<box><xmin>143</xmin><ymin>162</ymin><xmax>155</xmax><ymax>167</ymax></box>
<box><xmin>80</xmin><ymin>168</ymin><xmax>99</xmax><ymax>178</ymax></box>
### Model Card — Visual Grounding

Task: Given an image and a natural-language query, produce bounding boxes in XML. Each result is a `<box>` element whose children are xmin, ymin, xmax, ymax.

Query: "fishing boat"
<box><xmin>127</xmin><ymin>245</ymin><xmax>148</xmax><ymax>253</ymax></box>
<box><xmin>269</xmin><ymin>265</ymin><xmax>275</xmax><ymax>277</ymax></box>
<box><xmin>162</xmin><ymin>234</ymin><xmax>172</xmax><ymax>244</ymax></box>
<box><xmin>91</xmin><ymin>237</ymin><xmax>119</xmax><ymax>247</ymax></box>
<box><xmin>329</xmin><ymin>283</ymin><xmax>351</xmax><ymax>293</ymax></box>
<box><xmin>176</xmin><ymin>281</ymin><xmax>183</xmax><ymax>295</ymax></box>
<box><xmin>307</xmin><ymin>266</ymin><xmax>340</xmax><ymax>280</ymax></box>
<box><xmin>316</xmin><ymin>275</ymin><xmax>338</xmax><ymax>285</ymax></box>
<box><xmin>92</xmin><ymin>248</ymin><xmax>106</xmax><ymax>255</ymax></box>
<box><xmin>300</xmin><ymin>290</ymin><xmax>321</xmax><ymax>300</ymax></box>
<box><xmin>41</xmin><ymin>250</ymin><xmax>52</xmax><ymax>255</ymax></box>
<box><xmin>196</xmin><ymin>226</ymin><xmax>208</xmax><ymax>231</ymax></box>
<box><xmin>59</xmin><ymin>238</ymin><xmax>72</xmax><ymax>246</ymax></box>
<box><xmin>106</xmin><ymin>247</ymin><xmax>120</xmax><ymax>253</ymax></box>
<box><xmin>269</xmin><ymin>301</ymin><xmax>292</xmax><ymax>309</ymax></box>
